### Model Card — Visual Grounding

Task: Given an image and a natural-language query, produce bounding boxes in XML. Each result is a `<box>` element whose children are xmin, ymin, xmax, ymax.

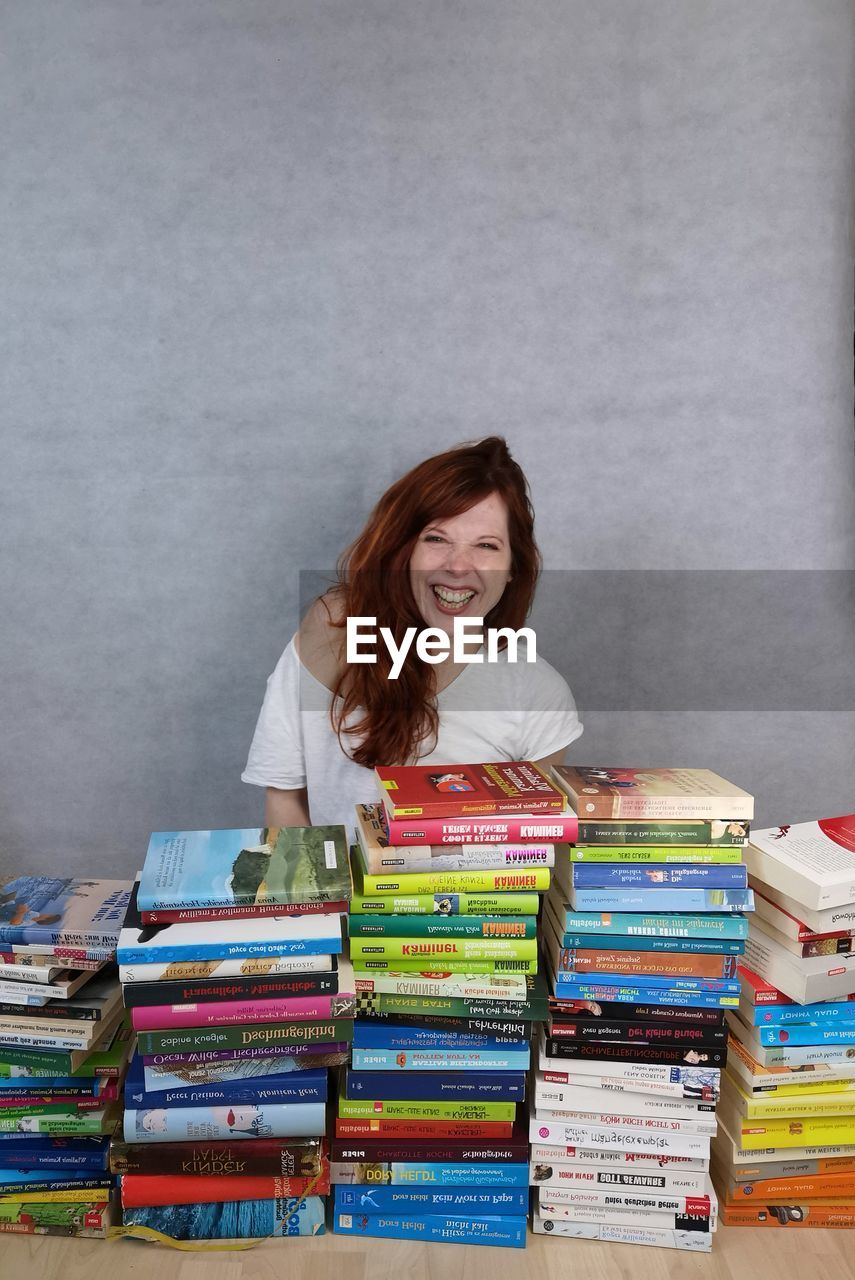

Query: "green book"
<box><xmin>337</xmin><ymin>1095</ymin><xmax>516</xmax><ymax>1122</ymax></box>
<box><xmin>576</xmin><ymin>820</ymin><xmax>749</xmax><ymax>847</ymax></box>
<box><xmin>349</xmin><ymin>892</ymin><xmax>540</xmax><ymax>916</ymax></box>
<box><xmin>350</xmin><ymin>939</ymin><xmax>537</xmax><ymax>962</ymax></box>
<box><xmin>568</xmin><ymin>846</ymin><xmax>744</xmax><ymax>864</ymax></box>
<box><xmin>347</xmin><ymin>915</ymin><xmax>538</xmax><ymax>939</ymax></box>
<box><xmin>354</xmin><ymin>989</ymin><xmax>548</xmax><ymax>1022</ymax></box>
<box><xmin>0</xmin><ymin>1109</ymin><xmax>118</xmax><ymax>1134</ymax></box>
<box><xmin>136</xmin><ymin>1017</ymin><xmax>354</xmax><ymax>1056</ymax></box>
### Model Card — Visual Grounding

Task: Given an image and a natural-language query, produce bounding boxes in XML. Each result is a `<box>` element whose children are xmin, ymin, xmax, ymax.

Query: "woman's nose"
<box><xmin>442</xmin><ymin>543</ymin><xmax>475</xmax><ymax>574</ymax></box>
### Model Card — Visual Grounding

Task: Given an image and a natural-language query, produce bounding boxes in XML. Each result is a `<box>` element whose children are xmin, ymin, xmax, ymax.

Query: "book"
<box><xmin>121</xmin><ymin>967</ymin><xmax>341</xmax><ymax>1007</ymax></box>
<box><xmin>352</xmin><ymin>987</ymin><xmax>548</xmax><ymax>1022</ymax></box>
<box><xmin>747</xmin><ymin>1020</ymin><xmax>855</xmax><ymax>1047</ymax></box>
<box><xmin>748</xmin><ymin>917</ymin><xmax>855</xmax><ymax>959</ymax></box>
<box><xmin>569</xmin><ymin>863</ymin><xmax>748</xmax><ymax>889</ymax></box>
<box><xmin>0</xmin><ymin>968</ymin><xmax>100</xmax><ymax>999</ymax></box>
<box><xmin>124</xmin><ymin>1059</ymin><xmax>328</xmax><ymax>1109</ymax></box>
<box><xmin>122</xmin><ymin>1100</ymin><xmax>326</xmax><ymax>1142</ymax></box>
<box><xmin>550</xmin><ymin>766</ymin><xmax>753</xmax><ymax>821</ymax></box>
<box><xmin>544</xmin><ymin>976</ymin><xmax>739</xmax><ymax>1009</ymax></box>
<box><xmin>119</xmin><ymin>952</ymin><xmax>334</xmax><ymax>983</ymax></box>
<box><xmin>330</xmin><ymin>1135</ymin><xmax>529</xmax><ymax>1162</ymax></box>
<box><xmin>376</xmin><ymin>760</ymin><xmax>566</xmax><ymax>819</ymax></box>
<box><xmin>351</xmin><ymin>972</ymin><xmax>532</xmax><ymax>1000</ymax></box>
<box><xmin>722</xmin><ymin>1073</ymin><xmax>855</xmax><ymax>1119</ymax></box>
<box><xmin>347</xmin><ymin>914</ymin><xmax>537</xmax><ymax>939</ymax></box>
<box><xmin>343</xmin><ymin>1069</ymin><xmax>525</xmax><ymax>1102</ymax></box>
<box><xmin>744</xmin><ymin>929</ymin><xmax>855</xmax><ymax>1004</ymax></box>
<box><xmin>0</xmin><ymin>878</ymin><xmax>132</xmax><ymax>949</ymax></box>
<box><xmin>529</xmin><ymin>1145</ymin><xmax>708</xmax><ymax>1173</ymax></box>
<box><xmin>719</xmin><ymin>1203</ymin><xmax>855</xmax><ymax>1227</ymax></box>
<box><xmin>332</xmin><ymin>1209</ymin><xmax>527</xmax><ymax>1247</ymax></box>
<box><xmin>332</xmin><ymin>1185</ymin><xmax>528</xmax><ymax>1212</ymax></box>
<box><xmin>531</xmin><ymin>1209</ymin><xmax>712</xmax><ymax>1250</ymax></box>
<box><xmin>715</xmin><ymin>1113</ymin><xmax>855</xmax><ymax>1163</ymax></box>
<box><xmin>536</xmin><ymin>1201</ymin><xmax>714</xmax><ymax>1232</ymax></box>
<box><xmin>549</xmin><ymin>965</ymin><xmax>741</xmax><ymax>996</ymax></box>
<box><xmin>745</xmin><ymin>815</ymin><xmax>855</xmax><ymax>910</ymax></box>
<box><xmin>337</xmin><ymin>1096</ymin><xmax>516</xmax><ymax>1122</ymax></box>
<box><xmin>0</xmin><ymin>1198</ymin><xmax>114</xmax><ymax>1237</ymax></box>
<box><xmin>120</xmin><ymin>1195</ymin><xmax>326</xmax><ymax>1238</ymax></box>
<box><xmin>531</xmin><ymin>1163</ymin><xmax>710</xmax><ymax>1195</ymax></box>
<box><xmin>747</xmin><ymin>880</ymin><xmax>855</xmax><ymax>934</ymax></box>
<box><xmin>117</xmin><ymin>911</ymin><xmax>343</xmax><ymax>965</ymax></box>
<box><xmin>349</xmin><ymin>937</ymin><xmax>537</xmax><ymax>963</ymax></box>
<box><xmin>352</xmin><ymin>844</ymin><xmax>551</xmax><ymax>895</ymax></box>
<box><xmin>548</xmin><ymin>1017</ymin><xmax>726</xmax><ymax>1046</ymax></box>
<box><xmin>752</xmin><ymin>887</ymin><xmax>854</xmax><ymax>944</ymax></box>
<box><xmin>355</xmin><ymin>805</ymin><xmax>556</xmax><ymax>872</ymax></box>
<box><xmin>350</xmin><ymin>1016</ymin><xmax>530</xmax><ymax>1043</ymax></box>
<box><xmin>577</xmin><ymin>820</ymin><xmax>749</xmax><ymax>847</ymax></box>
<box><xmin>353</xmin><ymin>958</ymin><xmax>537</xmax><ymax>974</ymax></box>
<box><xmin>0</xmin><ymin>1135</ymin><xmax>110</xmax><ymax>1169</ymax></box>
<box><xmin>528</xmin><ymin>1118</ymin><xmax>710</xmax><ymax>1159</ymax></box>
<box><xmin>533</xmin><ymin>1076</ymin><xmax>717</xmax><ymax>1126</ymax></box>
<box><xmin>139</xmin><ymin>1051</ymin><xmax>348</xmax><ymax>1091</ymax></box>
<box><xmin>135</xmin><ymin>1017</ymin><xmax>354</xmax><ymax>1056</ymax></box>
<box><xmin>108</xmin><ymin>1135</ymin><xmax>323</xmax><ymax>1176</ymax></box>
<box><xmin>119</xmin><ymin>1170</ymin><xmax>329</xmax><ymax>1207</ymax></box>
<box><xmin>128</xmin><ymin>990</ymin><xmax>355</xmax><ymax>1031</ymax></box>
<box><xmin>565</xmin><ymin>886</ymin><xmax>754</xmax><ymax>913</ymax></box>
<box><xmin>334</xmin><ymin>1118</ymin><xmax>514</xmax><ymax>1140</ymax></box>
<box><xmin>349</xmin><ymin>890</ymin><xmax>540</xmax><ymax>916</ymax></box>
<box><xmin>351</xmin><ymin>1047</ymin><xmax>530</xmax><ymax>1071</ymax></box>
<box><xmin>381</xmin><ymin>809</ymin><xmax>578</xmax><ymax>846</ymax></box>
<box><xmin>140</xmin><ymin>1042</ymin><xmax>348</xmax><ymax>1070</ymax></box>
<box><xmin>330</xmin><ymin>1161</ymin><xmax>528</xmax><ymax>1187</ymax></box>
<box><xmin>542</xmin><ymin>1037</ymin><xmax>727</xmax><ymax>1068</ymax></box>
<box><xmin>137</xmin><ymin>825</ymin><xmax>352</xmax><ymax>911</ymax></box>
<box><xmin>569</xmin><ymin>846</ymin><xmax>744</xmax><ymax>864</ymax></box>
<box><xmin>545</xmin><ymin>933</ymin><xmax>739</xmax><ymax>979</ymax></box>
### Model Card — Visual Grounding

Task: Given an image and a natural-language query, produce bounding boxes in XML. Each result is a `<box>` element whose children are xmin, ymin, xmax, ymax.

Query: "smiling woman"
<box><xmin>241</xmin><ymin>438</ymin><xmax>583</xmax><ymax>832</ymax></box>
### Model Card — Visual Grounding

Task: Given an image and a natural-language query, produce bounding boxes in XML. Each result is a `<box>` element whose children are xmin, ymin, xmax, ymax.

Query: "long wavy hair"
<box><xmin>320</xmin><ymin>436</ymin><xmax>542</xmax><ymax>768</ymax></box>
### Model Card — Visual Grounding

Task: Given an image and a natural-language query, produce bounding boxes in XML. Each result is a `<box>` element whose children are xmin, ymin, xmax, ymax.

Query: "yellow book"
<box><xmin>354</xmin><ymin>847</ymin><xmax>550</xmax><ymax>895</ymax></box>
<box><xmin>0</xmin><ymin>1188</ymin><xmax>112</xmax><ymax>1203</ymax></box>
<box><xmin>726</xmin><ymin>1072</ymin><xmax>855</xmax><ymax>1119</ymax></box>
<box><xmin>735</xmin><ymin>1114</ymin><xmax>855</xmax><ymax>1150</ymax></box>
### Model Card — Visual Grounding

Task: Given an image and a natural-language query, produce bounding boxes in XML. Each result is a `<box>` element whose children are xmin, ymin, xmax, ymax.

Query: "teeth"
<box><xmin>433</xmin><ymin>586</ymin><xmax>476</xmax><ymax>606</ymax></box>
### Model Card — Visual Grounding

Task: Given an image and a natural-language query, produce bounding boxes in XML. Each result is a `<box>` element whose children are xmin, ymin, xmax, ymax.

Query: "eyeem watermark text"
<box><xmin>347</xmin><ymin>617</ymin><xmax>537</xmax><ymax>679</ymax></box>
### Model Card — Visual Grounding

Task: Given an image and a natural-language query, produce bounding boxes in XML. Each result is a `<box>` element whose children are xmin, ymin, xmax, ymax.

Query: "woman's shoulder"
<box><xmin>295</xmin><ymin>589</ymin><xmax>347</xmax><ymax>694</ymax></box>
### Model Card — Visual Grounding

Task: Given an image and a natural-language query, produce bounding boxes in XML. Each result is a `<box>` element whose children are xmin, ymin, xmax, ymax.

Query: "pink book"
<box><xmin>382</xmin><ymin>807</ymin><xmax>578</xmax><ymax>847</ymax></box>
<box><xmin>129</xmin><ymin>991</ymin><xmax>356</xmax><ymax>1031</ymax></box>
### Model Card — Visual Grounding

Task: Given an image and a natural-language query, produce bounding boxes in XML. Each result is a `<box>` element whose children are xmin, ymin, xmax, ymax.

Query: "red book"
<box><xmin>381</xmin><ymin>809</ymin><xmax>578</xmax><ymax>846</ymax></box>
<box><xmin>140</xmin><ymin>900</ymin><xmax>348</xmax><ymax>924</ymax></box>
<box><xmin>334</xmin><ymin>1117</ymin><xmax>513</xmax><ymax>1140</ymax></box>
<box><xmin>119</xmin><ymin>1169</ymin><xmax>329</xmax><ymax>1207</ymax></box>
<box><xmin>376</xmin><ymin>761</ymin><xmax>566</xmax><ymax>820</ymax></box>
<box><xmin>130</xmin><ymin>990</ymin><xmax>355</xmax><ymax>1031</ymax></box>
<box><xmin>330</xmin><ymin>1132</ymin><xmax>528</xmax><ymax>1162</ymax></box>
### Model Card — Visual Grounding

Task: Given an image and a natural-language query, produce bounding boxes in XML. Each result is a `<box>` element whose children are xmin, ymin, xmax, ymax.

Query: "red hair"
<box><xmin>320</xmin><ymin>436</ymin><xmax>542</xmax><ymax>768</ymax></box>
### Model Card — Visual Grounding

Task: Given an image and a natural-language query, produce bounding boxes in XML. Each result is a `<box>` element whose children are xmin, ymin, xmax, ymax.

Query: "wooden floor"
<box><xmin>2</xmin><ymin>1225</ymin><xmax>855</xmax><ymax>1280</ymax></box>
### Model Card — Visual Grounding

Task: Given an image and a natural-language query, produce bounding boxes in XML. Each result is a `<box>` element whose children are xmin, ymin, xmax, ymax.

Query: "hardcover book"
<box><xmin>551</xmin><ymin>767</ymin><xmax>754</xmax><ymax>822</ymax></box>
<box><xmin>138</xmin><ymin>825</ymin><xmax>352</xmax><ymax>911</ymax></box>
<box><xmin>376</xmin><ymin>761</ymin><xmax>566</xmax><ymax>819</ymax></box>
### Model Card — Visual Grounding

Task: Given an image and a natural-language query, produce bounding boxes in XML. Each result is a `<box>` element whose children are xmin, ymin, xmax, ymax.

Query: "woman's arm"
<box><xmin>533</xmin><ymin>746</ymin><xmax>569</xmax><ymax>772</ymax></box>
<box><xmin>265</xmin><ymin>786</ymin><xmax>311</xmax><ymax>827</ymax></box>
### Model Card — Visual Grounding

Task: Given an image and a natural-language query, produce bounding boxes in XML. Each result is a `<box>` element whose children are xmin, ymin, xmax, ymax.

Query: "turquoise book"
<box><xmin>137</xmin><ymin>827</ymin><xmax>352</xmax><ymax>911</ymax></box>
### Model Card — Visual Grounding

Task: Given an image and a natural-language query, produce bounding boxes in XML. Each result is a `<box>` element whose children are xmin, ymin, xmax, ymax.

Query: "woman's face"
<box><xmin>409</xmin><ymin>492</ymin><xmax>513</xmax><ymax>636</ymax></box>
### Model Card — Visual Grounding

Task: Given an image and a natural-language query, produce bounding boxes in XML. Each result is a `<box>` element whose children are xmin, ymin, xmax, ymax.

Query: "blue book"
<box><xmin>123</xmin><ymin>1100</ymin><xmax>326</xmax><ymax>1142</ymax></box>
<box><xmin>343</xmin><ymin>1069</ymin><xmax>525</xmax><ymax>1102</ymax></box>
<box><xmin>753</xmin><ymin>1022</ymin><xmax>855</xmax><ymax>1047</ymax></box>
<box><xmin>124</xmin><ymin>1055</ymin><xmax>328</xmax><ymax>1108</ymax></box>
<box><xmin>333</xmin><ymin>1185</ymin><xmax>528</xmax><ymax>1214</ymax></box>
<box><xmin>545</xmin><ymin>907</ymin><xmax>750</xmax><ymax>939</ymax></box>
<box><xmin>549</xmin><ymin>930</ymin><xmax>744</xmax><ymax>956</ymax></box>
<box><xmin>569</xmin><ymin>864</ymin><xmax>748</xmax><ymax>889</ymax></box>
<box><xmin>550</xmin><ymin>968</ymin><xmax>741</xmax><ymax>995</ymax></box>
<box><xmin>568</xmin><ymin>887</ymin><xmax>755</xmax><ymax>913</ymax></box>
<box><xmin>0</xmin><ymin>877</ymin><xmax>132</xmax><ymax>949</ymax></box>
<box><xmin>122</xmin><ymin>1196</ymin><xmax>326</xmax><ymax>1239</ymax></box>
<box><xmin>138</xmin><ymin>827</ymin><xmax>351</xmax><ymax>911</ymax></box>
<box><xmin>332</xmin><ymin>1210</ymin><xmax>527</xmax><ymax>1248</ymax></box>
<box><xmin>549</xmin><ymin>981</ymin><xmax>739</xmax><ymax>1010</ymax></box>
<box><xmin>352</xmin><ymin>1023</ymin><xmax>525</xmax><ymax>1050</ymax></box>
<box><xmin>351</xmin><ymin>1047</ymin><xmax>531</xmax><ymax>1071</ymax></box>
<box><xmin>745</xmin><ymin>999</ymin><xmax>855</xmax><ymax>1027</ymax></box>
<box><xmin>117</xmin><ymin>912</ymin><xmax>342</xmax><ymax>964</ymax></box>
<box><xmin>0</xmin><ymin>1136</ymin><xmax>109</xmax><ymax>1169</ymax></box>
<box><xmin>331</xmin><ymin>1162</ymin><xmax>529</xmax><ymax>1187</ymax></box>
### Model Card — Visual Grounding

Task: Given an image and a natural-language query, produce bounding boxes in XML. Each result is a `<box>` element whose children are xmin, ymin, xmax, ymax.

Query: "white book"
<box><xmin>118</xmin><ymin>953</ymin><xmax>334</xmax><ymax>984</ymax></box>
<box><xmin>529</xmin><ymin>1144</ymin><xmax>709</xmax><ymax>1174</ymax></box>
<box><xmin>535</xmin><ymin>1103</ymin><xmax>717</xmax><ymax>1138</ymax></box>
<box><xmin>746</xmin><ymin>817</ymin><xmax>855</xmax><ymax>911</ymax></box>
<box><xmin>532</xmin><ymin>1209</ymin><xmax>712</xmax><ymax>1251</ymax></box>
<box><xmin>530</xmin><ymin>1115</ymin><xmax>710</xmax><ymax>1159</ymax></box>
<box><xmin>537</xmin><ymin>1178</ymin><xmax>715</xmax><ymax>1213</ymax></box>
<box><xmin>533</xmin><ymin>1072</ymin><xmax>717</xmax><ymax>1124</ymax></box>
<box><xmin>744</xmin><ymin>926</ymin><xmax>855</xmax><ymax>1004</ymax></box>
<box><xmin>748</xmin><ymin>880</ymin><xmax>855</xmax><ymax>935</ymax></box>
<box><xmin>530</xmin><ymin>1162</ymin><xmax>710</xmax><ymax>1196</ymax></box>
<box><xmin>537</xmin><ymin>1200</ymin><xmax>717</xmax><ymax>1231</ymax></box>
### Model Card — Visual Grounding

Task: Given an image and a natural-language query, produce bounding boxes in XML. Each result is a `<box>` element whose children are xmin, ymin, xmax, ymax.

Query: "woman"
<box><xmin>242</xmin><ymin>437</ymin><xmax>582</xmax><ymax>831</ymax></box>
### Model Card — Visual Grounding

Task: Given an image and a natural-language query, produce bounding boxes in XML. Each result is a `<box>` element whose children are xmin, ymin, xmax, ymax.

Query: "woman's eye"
<box><xmin>424</xmin><ymin>534</ymin><xmax>445</xmax><ymax>543</ymax></box>
<box><xmin>480</xmin><ymin>543</ymin><xmax>500</xmax><ymax>551</ymax></box>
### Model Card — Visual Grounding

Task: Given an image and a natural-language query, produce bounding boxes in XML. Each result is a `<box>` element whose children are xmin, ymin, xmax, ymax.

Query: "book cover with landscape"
<box><xmin>0</xmin><ymin>879</ymin><xmax>132</xmax><ymax>949</ymax></box>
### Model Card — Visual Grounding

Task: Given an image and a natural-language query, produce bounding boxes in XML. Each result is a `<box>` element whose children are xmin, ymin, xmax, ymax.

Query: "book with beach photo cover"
<box><xmin>0</xmin><ymin>878</ymin><xmax>132</xmax><ymax>950</ymax></box>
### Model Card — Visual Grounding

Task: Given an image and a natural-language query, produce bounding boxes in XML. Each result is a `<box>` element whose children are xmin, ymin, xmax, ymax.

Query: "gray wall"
<box><xmin>2</xmin><ymin>1</ymin><xmax>853</xmax><ymax>876</ymax></box>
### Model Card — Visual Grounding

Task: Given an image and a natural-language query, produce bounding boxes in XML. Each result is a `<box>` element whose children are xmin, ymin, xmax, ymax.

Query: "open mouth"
<box><xmin>431</xmin><ymin>585</ymin><xmax>477</xmax><ymax>612</ymax></box>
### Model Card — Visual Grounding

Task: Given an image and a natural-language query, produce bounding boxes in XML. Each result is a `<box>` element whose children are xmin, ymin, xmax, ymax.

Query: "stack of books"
<box><xmin>714</xmin><ymin>813</ymin><xmax>855</xmax><ymax>1228</ymax></box>
<box><xmin>111</xmin><ymin>827</ymin><xmax>354</xmax><ymax>1243</ymax></box>
<box><xmin>330</xmin><ymin>761</ymin><xmax>571</xmax><ymax>1249</ymax></box>
<box><xmin>0</xmin><ymin>875</ymin><xmax>132</xmax><ymax>1238</ymax></box>
<box><xmin>531</xmin><ymin>767</ymin><xmax>755</xmax><ymax>1254</ymax></box>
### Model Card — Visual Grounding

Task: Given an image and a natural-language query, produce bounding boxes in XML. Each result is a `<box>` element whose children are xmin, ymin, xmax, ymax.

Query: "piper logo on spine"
<box><xmin>346</xmin><ymin>616</ymin><xmax>537</xmax><ymax>679</ymax></box>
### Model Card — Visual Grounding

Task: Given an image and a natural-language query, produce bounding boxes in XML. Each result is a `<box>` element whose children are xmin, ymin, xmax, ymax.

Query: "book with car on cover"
<box><xmin>376</xmin><ymin>761</ymin><xmax>566</xmax><ymax>819</ymax></box>
<box><xmin>550</xmin><ymin>767</ymin><xmax>754</xmax><ymax>821</ymax></box>
<box><xmin>137</xmin><ymin>826</ymin><xmax>352</xmax><ymax>912</ymax></box>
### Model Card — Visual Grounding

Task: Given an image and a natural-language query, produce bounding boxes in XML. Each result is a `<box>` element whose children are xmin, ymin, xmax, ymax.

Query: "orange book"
<box><xmin>722</xmin><ymin>1203</ymin><xmax>855</xmax><ymax>1227</ymax></box>
<box><xmin>724</xmin><ymin>1172</ymin><xmax>855</xmax><ymax>1200</ymax></box>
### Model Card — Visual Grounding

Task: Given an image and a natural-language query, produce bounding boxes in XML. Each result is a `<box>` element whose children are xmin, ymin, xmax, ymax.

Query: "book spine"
<box><xmin>109</xmin><ymin>1137</ymin><xmax>322</xmax><ymax>1177</ymax></box>
<box><xmin>358</xmin><ymin>868</ymin><xmax>551</xmax><ymax>894</ymax></box>
<box><xmin>332</xmin><ymin>1162</ymin><xmax>528</xmax><ymax>1187</ymax></box>
<box><xmin>723</xmin><ymin>1172</ymin><xmax>855</xmax><ymax>1198</ymax></box>
<box><xmin>0</xmin><ymin>1111</ymin><xmax>112</xmax><ymax>1134</ymax></box>
<box><xmin>116</xmin><ymin>937</ymin><xmax>340</xmax><ymax>964</ymax></box>
<box><xmin>529</xmin><ymin>1119</ymin><xmax>709</xmax><ymax>1159</ymax></box>
<box><xmin>343</xmin><ymin>1069</ymin><xmax>525</xmax><ymax>1101</ymax></box>
<box><xmin>538</xmin><ymin>1062</ymin><xmax>720</xmax><ymax>1100</ymax></box>
<box><xmin>351</xmin><ymin>1048</ymin><xmax>531</xmax><ymax>1071</ymax></box>
<box><xmin>124</xmin><ymin>1076</ymin><xmax>328</xmax><ymax>1109</ymax></box>
<box><xmin>356</xmin><ymin>993</ymin><xmax>546</xmax><ymax>1020</ymax></box>
<box><xmin>136</xmin><ymin>1018</ymin><xmax>355</xmax><ymax>1055</ymax></box>
<box><xmin>548</xmin><ymin>998</ymin><xmax>725</xmax><ymax>1025</ymax></box>
<box><xmin>569</xmin><ymin>847</ymin><xmax>743</xmax><ymax>864</ymax></box>
<box><xmin>353</xmin><ymin>957</ymin><xmax>538</xmax><ymax>974</ymax></box>
<box><xmin>332</xmin><ymin>1210</ymin><xmax>527</xmax><ymax>1247</ymax></box>
<box><xmin>121</xmin><ymin>1195</ymin><xmax>326</xmax><ymax>1238</ymax></box>
<box><xmin>570</xmin><ymin>864</ymin><xmax>748</xmax><ymax>888</ymax></box>
<box><xmin>140</xmin><ymin>900</ymin><xmax>347</xmax><ymax>923</ymax></box>
<box><xmin>337</xmin><ymin>1098</ymin><xmax>516</xmax><ymax>1121</ymax></box>
<box><xmin>551</xmin><ymin>969</ymin><xmax>741</xmax><ymax>994</ymax></box>
<box><xmin>351</xmin><ymin>1022</ymin><xmax>530</xmax><ymax>1046</ymax></box>
<box><xmin>732</xmin><ymin>1116</ymin><xmax>855</xmax><ymax>1149</ymax></box>
<box><xmin>347</xmin><ymin>915</ymin><xmax>537</xmax><ymax>939</ymax></box>
<box><xmin>570</xmin><ymin>794</ymin><xmax>753</xmax><ymax>821</ymax></box>
<box><xmin>533</xmin><ymin>1168</ymin><xmax>709</xmax><ymax>1197</ymax></box>
<box><xmin>543</xmin><ymin>1038</ymin><xmax>728</xmax><ymax>1067</ymax></box>
<box><xmin>129</xmin><ymin>992</ymin><xmax>355</xmax><ymax>1031</ymax></box>
<box><xmin>119</xmin><ymin>955</ymin><xmax>335</xmax><ymax>983</ymax></box>
<box><xmin>333</xmin><ymin>1185</ymin><xmax>529</xmax><ymax>1212</ymax></box>
<box><xmin>550</xmin><ymin>932</ymin><xmax>744</xmax><ymax>956</ymax></box>
<box><xmin>545</xmin><ymin>910</ymin><xmax>750</xmax><ymax>940</ymax></box>
<box><xmin>548</xmin><ymin>982</ymin><xmax>739</xmax><ymax>1010</ymax></box>
<box><xmin>569</xmin><ymin>888</ymin><xmax>754</xmax><ymax>913</ymax></box>
<box><xmin>122</xmin><ymin>972</ymin><xmax>339</xmax><ymax>1007</ymax></box>
<box><xmin>548</xmin><ymin>1018</ymin><xmax>727</xmax><ymax>1045</ymax></box>
<box><xmin>352</xmin><ymin>975</ymin><xmax>530</xmax><ymax>1000</ymax></box>
<box><xmin>529</xmin><ymin>1145</ymin><xmax>707</xmax><ymax>1172</ymax></box>
<box><xmin>746</xmin><ymin>999</ymin><xmax>855</xmax><ymax>1027</ymax></box>
<box><xmin>119</xmin><ymin>1171</ymin><xmax>328</xmax><ymax>1207</ymax></box>
<box><xmin>384</xmin><ymin>814</ymin><xmax>578</xmax><ymax>844</ymax></box>
<box><xmin>0</xmin><ymin>1176</ymin><xmax>112</xmax><ymax>1195</ymax></box>
<box><xmin>123</xmin><ymin>1101</ymin><xmax>327</xmax><ymax>1143</ymax></box>
<box><xmin>349</xmin><ymin>892</ymin><xmax>540</xmax><ymax>916</ymax></box>
<box><xmin>330</xmin><ymin>1140</ymin><xmax>528</xmax><ymax>1162</ymax></box>
<box><xmin>720</xmin><ymin>1205</ymin><xmax>855</xmax><ymax>1228</ymax></box>
<box><xmin>553</xmin><ymin>949</ymin><xmax>738</xmax><ymax>980</ymax></box>
<box><xmin>333</xmin><ymin>1118</ymin><xmax>514</xmax><ymax>1140</ymax></box>
<box><xmin>141</xmin><ymin>1042</ymin><xmax>347</xmax><ymax>1066</ymax></box>
<box><xmin>361</xmin><ymin>846</ymin><xmax>555</xmax><ymax>874</ymax></box>
<box><xmin>350</xmin><ymin>938</ymin><xmax>538</xmax><ymax>962</ymax></box>
<box><xmin>533</xmin><ymin>1098</ymin><xmax>716</xmax><ymax>1135</ymax></box>
<box><xmin>754</xmin><ymin>1021</ymin><xmax>855</xmax><ymax>1046</ymax></box>
<box><xmin>576</xmin><ymin>821</ymin><xmax>747</xmax><ymax>846</ymax></box>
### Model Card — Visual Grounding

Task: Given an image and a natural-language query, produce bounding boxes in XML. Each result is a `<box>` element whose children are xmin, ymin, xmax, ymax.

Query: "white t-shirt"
<box><xmin>241</xmin><ymin>637</ymin><xmax>583</xmax><ymax>835</ymax></box>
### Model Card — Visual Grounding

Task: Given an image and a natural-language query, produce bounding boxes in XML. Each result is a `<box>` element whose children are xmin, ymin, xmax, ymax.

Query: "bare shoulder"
<box><xmin>295</xmin><ymin>589</ymin><xmax>346</xmax><ymax>692</ymax></box>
